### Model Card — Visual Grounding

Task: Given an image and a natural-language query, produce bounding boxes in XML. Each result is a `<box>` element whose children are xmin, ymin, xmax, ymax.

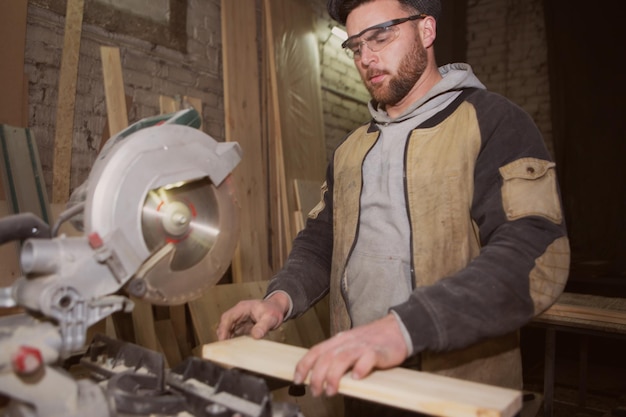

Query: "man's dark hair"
<box><xmin>327</xmin><ymin>0</ymin><xmax>442</xmax><ymax>25</ymax></box>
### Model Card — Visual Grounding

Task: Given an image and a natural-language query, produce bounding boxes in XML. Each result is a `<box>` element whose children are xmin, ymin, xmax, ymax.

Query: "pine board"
<box><xmin>0</xmin><ymin>0</ymin><xmax>28</xmax><ymax>128</ymax></box>
<box><xmin>190</xmin><ymin>281</ymin><xmax>339</xmax><ymax>417</ymax></box>
<box><xmin>203</xmin><ymin>337</ymin><xmax>522</xmax><ymax>417</ymax></box>
<box><xmin>294</xmin><ymin>178</ymin><xmax>323</xmax><ymax>229</ymax></box>
<box><xmin>52</xmin><ymin>0</ymin><xmax>84</xmax><ymax>203</ymax></box>
<box><xmin>263</xmin><ymin>0</ymin><xmax>327</xmax><ymax>258</ymax></box>
<box><xmin>100</xmin><ymin>46</ymin><xmax>128</xmax><ymax>136</ymax></box>
<box><xmin>221</xmin><ymin>0</ymin><xmax>272</xmax><ymax>282</ymax></box>
<box><xmin>534</xmin><ymin>292</ymin><xmax>626</xmax><ymax>334</ymax></box>
<box><xmin>0</xmin><ymin>201</ymin><xmax>22</xmax><ymax>288</ymax></box>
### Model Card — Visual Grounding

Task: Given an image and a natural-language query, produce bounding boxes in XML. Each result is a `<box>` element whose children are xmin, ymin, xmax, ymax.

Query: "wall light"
<box><xmin>331</xmin><ymin>25</ymin><xmax>348</xmax><ymax>41</ymax></box>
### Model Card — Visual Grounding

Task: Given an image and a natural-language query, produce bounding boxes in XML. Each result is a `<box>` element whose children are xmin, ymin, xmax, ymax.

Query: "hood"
<box><xmin>369</xmin><ymin>63</ymin><xmax>486</xmax><ymax>124</ymax></box>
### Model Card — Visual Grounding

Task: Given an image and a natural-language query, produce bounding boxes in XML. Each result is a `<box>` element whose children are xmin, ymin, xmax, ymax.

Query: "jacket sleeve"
<box><xmin>391</xmin><ymin>92</ymin><xmax>570</xmax><ymax>353</ymax></box>
<box><xmin>266</xmin><ymin>162</ymin><xmax>335</xmax><ymax>318</ymax></box>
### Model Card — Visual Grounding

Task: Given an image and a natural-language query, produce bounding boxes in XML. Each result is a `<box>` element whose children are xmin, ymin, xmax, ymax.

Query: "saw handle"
<box><xmin>0</xmin><ymin>213</ymin><xmax>51</xmax><ymax>245</ymax></box>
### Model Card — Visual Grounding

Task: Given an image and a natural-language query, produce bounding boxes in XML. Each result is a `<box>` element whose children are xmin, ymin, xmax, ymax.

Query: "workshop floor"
<box><xmin>521</xmin><ymin>327</ymin><xmax>626</xmax><ymax>417</ymax></box>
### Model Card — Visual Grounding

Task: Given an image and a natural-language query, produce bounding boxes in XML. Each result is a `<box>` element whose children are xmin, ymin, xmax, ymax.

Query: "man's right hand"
<box><xmin>216</xmin><ymin>292</ymin><xmax>290</xmax><ymax>340</ymax></box>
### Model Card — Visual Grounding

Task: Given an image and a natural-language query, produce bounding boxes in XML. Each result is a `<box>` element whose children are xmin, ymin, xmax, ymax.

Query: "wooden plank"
<box><xmin>159</xmin><ymin>95</ymin><xmax>202</xmax><ymax>127</ymax></box>
<box><xmin>130</xmin><ymin>296</ymin><xmax>159</xmax><ymax>352</ymax></box>
<box><xmin>155</xmin><ymin>95</ymin><xmax>201</xmax><ymax>360</ymax></box>
<box><xmin>541</xmin><ymin>303</ymin><xmax>626</xmax><ymax>326</ymax></box>
<box><xmin>222</xmin><ymin>0</ymin><xmax>272</xmax><ymax>282</ymax></box>
<box><xmin>0</xmin><ymin>0</ymin><xmax>28</xmax><ymax>128</ymax></box>
<box><xmin>100</xmin><ymin>46</ymin><xmax>128</xmax><ymax>136</ymax></box>
<box><xmin>99</xmin><ymin>94</ymin><xmax>132</xmax><ymax>152</ymax></box>
<box><xmin>0</xmin><ymin>126</ymin><xmax>51</xmax><ymax>223</ymax></box>
<box><xmin>0</xmin><ymin>201</ymin><xmax>22</xmax><ymax>289</ymax></box>
<box><xmin>263</xmin><ymin>0</ymin><xmax>291</xmax><ymax>266</ymax></box>
<box><xmin>155</xmin><ymin>319</ymin><xmax>183</xmax><ymax>368</ymax></box>
<box><xmin>159</xmin><ymin>95</ymin><xmax>179</xmax><ymax>114</ymax></box>
<box><xmin>203</xmin><ymin>337</ymin><xmax>522</xmax><ymax>417</ymax></box>
<box><xmin>534</xmin><ymin>292</ymin><xmax>626</xmax><ymax>334</ymax></box>
<box><xmin>264</xmin><ymin>0</ymin><xmax>327</xmax><ymax>245</ymax></box>
<box><xmin>183</xmin><ymin>96</ymin><xmax>203</xmax><ymax>131</ymax></box>
<box><xmin>52</xmin><ymin>0</ymin><xmax>85</xmax><ymax>204</ymax></box>
<box><xmin>294</xmin><ymin>179</ymin><xmax>322</xmax><ymax>230</ymax></box>
<box><xmin>190</xmin><ymin>282</ymin><xmax>339</xmax><ymax>417</ymax></box>
<box><xmin>99</xmin><ymin>48</ymin><xmax>161</xmax><ymax>354</ymax></box>
<box><xmin>169</xmin><ymin>304</ymin><xmax>193</xmax><ymax>359</ymax></box>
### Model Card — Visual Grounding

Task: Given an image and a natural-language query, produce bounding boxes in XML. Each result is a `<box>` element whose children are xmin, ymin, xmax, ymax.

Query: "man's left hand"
<box><xmin>293</xmin><ymin>313</ymin><xmax>409</xmax><ymax>397</ymax></box>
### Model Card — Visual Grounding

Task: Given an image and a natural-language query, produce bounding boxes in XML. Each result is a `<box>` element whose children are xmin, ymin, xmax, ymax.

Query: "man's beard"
<box><xmin>365</xmin><ymin>37</ymin><xmax>428</xmax><ymax>106</ymax></box>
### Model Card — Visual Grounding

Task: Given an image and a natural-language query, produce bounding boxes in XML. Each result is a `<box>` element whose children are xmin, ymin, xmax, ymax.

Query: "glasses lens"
<box><xmin>364</xmin><ymin>27</ymin><xmax>397</xmax><ymax>51</ymax></box>
<box><xmin>344</xmin><ymin>44</ymin><xmax>359</xmax><ymax>59</ymax></box>
<box><xmin>343</xmin><ymin>26</ymin><xmax>398</xmax><ymax>59</ymax></box>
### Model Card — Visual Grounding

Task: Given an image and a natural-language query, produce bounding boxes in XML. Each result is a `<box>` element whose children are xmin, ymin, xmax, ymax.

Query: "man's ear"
<box><xmin>421</xmin><ymin>16</ymin><xmax>437</xmax><ymax>48</ymax></box>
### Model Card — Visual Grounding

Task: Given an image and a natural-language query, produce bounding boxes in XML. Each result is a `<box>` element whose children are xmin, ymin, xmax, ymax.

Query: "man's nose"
<box><xmin>359</xmin><ymin>44</ymin><xmax>377</xmax><ymax>65</ymax></box>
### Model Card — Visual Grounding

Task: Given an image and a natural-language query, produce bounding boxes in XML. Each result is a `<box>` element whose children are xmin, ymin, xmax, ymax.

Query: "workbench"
<box><xmin>530</xmin><ymin>292</ymin><xmax>626</xmax><ymax>417</ymax></box>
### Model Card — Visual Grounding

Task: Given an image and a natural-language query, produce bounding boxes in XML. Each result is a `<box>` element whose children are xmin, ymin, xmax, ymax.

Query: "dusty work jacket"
<box><xmin>268</xmin><ymin>86</ymin><xmax>570</xmax><ymax>389</ymax></box>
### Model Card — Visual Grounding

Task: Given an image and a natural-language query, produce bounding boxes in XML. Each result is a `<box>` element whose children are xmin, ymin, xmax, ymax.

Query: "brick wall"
<box><xmin>466</xmin><ymin>0</ymin><xmax>553</xmax><ymax>155</ymax></box>
<box><xmin>23</xmin><ymin>0</ymin><xmax>552</xmax><ymax>199</ymax></box>
<box><xmin>25</xmin><ymin>0</ymin><xmax>223</xmax><ymax>197</ymax></box>
<box><xmin>308</xmin><ymin>0</ymin><xmax>371</xmax><ymax>160</ymax></box>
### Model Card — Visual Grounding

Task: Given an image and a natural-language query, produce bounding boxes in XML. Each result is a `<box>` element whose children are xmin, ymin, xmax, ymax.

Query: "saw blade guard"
<box><xmin>83</xmin><ymin>124</ymin><xmax>241</xmax><ymax>305</ymax></box>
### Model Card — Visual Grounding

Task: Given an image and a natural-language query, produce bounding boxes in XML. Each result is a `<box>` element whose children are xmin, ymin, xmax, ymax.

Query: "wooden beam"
<box><xmin>0</xmin><ymin>0</ymin><xmax>28</xmax><ymax>128</ymax></box>
<box><xmin>100</xmin><ymin>47</ymin><xmax>164</xmax><ymax>357</ymax></box>
<box><xmin>263</xmin><ymin>0</ymin><xmax>291</xmax><ymax>266</ymax></box>
<box><xmin>159</xmin><ymin>95</ymin><xmax>179</xmax><ymax>114</ymax></box>
<box><xmin>203</xmin><ymin>337</ymin><xmax>523</xmax><ymax>417</ymax></box>
<box><xmin>535</xmin><ymin>293</ymin><xmax>626</xmax><ymax>331</ymax></box>
<box><xmin>183</xmin><ymin>96</ymin><xmax>203</xmax><ymax>131</ymax></box>
<box><xmin>541</xmin><ymin>303</ymin><xmax>626</xmax><ymax>326</ymax></box>
<box><xmin>294</xmin><ymin>178</ymin><xmax>323</xmax><ymax>231</ymax></box>
<box><xmin>99</xmin><ymin>94</ymin><xmax>132</xmax><ymax>152</ymax></box>
<box><xmin>52</xmin><ymin>0</ymin><xmax>85</xmax><ymax>204</ymax></box>
<box><xmin>100</xmin><ymin>46</ymin><xmax>128</xmax><ymax>136</ymax></box>
<box><xmin>263</xmin><ymin>0</ymin><xmax>327</xmax><ymax>245</ymax></box>
<box><xmin>222</xmin><ymin>0</ymin><xmax>272</xmax><ymax>282</ymax></box>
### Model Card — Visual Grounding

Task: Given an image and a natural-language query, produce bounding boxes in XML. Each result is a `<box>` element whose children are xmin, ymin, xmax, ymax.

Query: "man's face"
<box><xmin>345</xmin><ymin>0</ymin><xmax>428</xmax><ymax>107</ymax></box>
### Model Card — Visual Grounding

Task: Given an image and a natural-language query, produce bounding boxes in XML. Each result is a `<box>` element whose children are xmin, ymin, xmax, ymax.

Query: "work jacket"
<box><xmin>268</xmin><ymin>87</ymin><xmax>570</xmax><ymax>389</ymax></box>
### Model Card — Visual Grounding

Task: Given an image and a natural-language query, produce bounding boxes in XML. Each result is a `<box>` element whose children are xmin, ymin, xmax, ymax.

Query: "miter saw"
<box><xmin>0</xmin><ymin>109</ymin><xmax>302</xmax><ymax>417</ymax></box>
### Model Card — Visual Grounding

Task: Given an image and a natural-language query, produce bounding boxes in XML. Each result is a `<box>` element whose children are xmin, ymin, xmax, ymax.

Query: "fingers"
<box><xmin>294</xmin><ymin>334</ymin><xmax>356</xmax><ymax>396</ymax></box>
<box><xmin>216</xmin><ymin>300</ymin><xmax>257</xmax><ymax>340</ymax></box>
<box><xmin>216</xmin><ymin>307</ymin><xmax>247</xmax><ymax>340</ymax></box>
<box><xmin>250</xmin><ymin>313</ymin><xmax>279</xmax><ymax>339</ymax></box>
<box><xmin>350</xmin><ymin>349</ymin><xmax>377</xmax><ymax>380</ymax></box>
<box><xmin>318</xmin><ymin>345</ymin><xmax>356</xmax><ymax>396</ymax></box>
<box><xmin>216</xmin><ymin>298</ymin><xmax>286</xmax><ymax>340</ymax></box>
<box><xmin>293</xmin><ymin>314</ymin><xmax>409</xmax><ymax>397</ymax></box>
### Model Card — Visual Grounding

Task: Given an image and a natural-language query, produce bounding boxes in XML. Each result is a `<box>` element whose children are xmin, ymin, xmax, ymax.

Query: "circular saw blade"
<box><xmin>137</xmin><ymin>177</ymin><xmax>239</xmax><ymax>305</ymax></box>
<box><xmin>141</xmin><ymin>178</ymin><xmax>218</xmax><ymax>271</ymax></box>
